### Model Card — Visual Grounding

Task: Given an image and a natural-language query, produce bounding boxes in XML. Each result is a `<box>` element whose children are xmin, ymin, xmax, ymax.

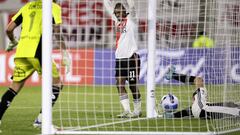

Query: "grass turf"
<box><xmin>0</xmin><ymin>85</ymin><xmax>239</xmax><ymax>135</ymax></box>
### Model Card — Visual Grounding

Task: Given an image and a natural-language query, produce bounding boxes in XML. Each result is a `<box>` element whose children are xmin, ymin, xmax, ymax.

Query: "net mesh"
<box><xmin>52</xmin><ymin>0</ymin><xmax>240</xmax><ymax>134</ymax></box>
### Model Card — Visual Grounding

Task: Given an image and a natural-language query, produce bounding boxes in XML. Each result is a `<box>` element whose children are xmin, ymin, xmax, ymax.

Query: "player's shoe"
<box><xmin>131</xmin><ymin>111</ymin><xmax>142</xmax><ymax>118</ymax></box>
<box><xmin>165</xmin><ymin>66</ymin><xmax>176</xmax><ymax>80</ymax></box>
<box><xmin>33</xmin><ymin>119</ymin><xmax>42</xmax><ymax>128</ymax></box>
<box><xmin>117</xmin><ymin>111</ymin><xmax>132</xmax><ymax>118</ymax></box>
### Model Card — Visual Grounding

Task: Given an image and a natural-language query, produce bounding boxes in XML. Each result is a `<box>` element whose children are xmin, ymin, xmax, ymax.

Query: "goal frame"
<box><xmin>42</xmin><ymin>0</ymin><xmax>54</xmax><ymax>134</ymax></box>
<box><xmin>41</xmin><ymin>0</ymin><xmax>240</xmax><ymax>134</ymax></box>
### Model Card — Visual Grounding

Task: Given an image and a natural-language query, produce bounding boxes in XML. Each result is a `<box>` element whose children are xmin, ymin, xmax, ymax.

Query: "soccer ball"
<box><xmin>160</xmin><ymin>93</ymin><xmax>178</xmax><ymax>112</ymax></box>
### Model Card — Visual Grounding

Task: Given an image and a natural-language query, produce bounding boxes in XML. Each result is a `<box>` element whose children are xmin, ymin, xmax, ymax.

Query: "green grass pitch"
<box><xmin>0</xmin><ymin>85</ymin><xmax>239</xmax><ymax>135</ymax></box>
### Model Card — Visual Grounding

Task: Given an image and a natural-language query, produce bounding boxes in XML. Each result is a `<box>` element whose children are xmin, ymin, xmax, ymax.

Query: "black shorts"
<box><xmin>115</xmin><ymin>53</ymin><xmax>141</xmax><ymax>84</ymax></box>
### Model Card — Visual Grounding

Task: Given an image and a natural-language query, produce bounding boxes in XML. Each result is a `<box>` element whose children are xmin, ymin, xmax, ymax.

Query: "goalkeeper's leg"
<box><xmin>0</xmin><ymin>80</ymin><xmax>26</xmax><ymax>133</ymax></box>
<box><xmin>173</xmin><ymin>107</ymin><xmax>193</xmax><ymax>118</ymax></box>
<box><xmin>0</xmin><ymin>82</ymin><xmax>25</xmax><ymax>120</ymax></box>
<box><xmin>0</xmin><ymin>58</ymin><xmax>34</xmax><ymax>127</ymax></box>
<box><xmin>33</xmin><ymin>62</ymin><xmax>63</xmax><ymax>127</ymax></box>
<box><xmin>33</xmin><ymin>78</ymin><xmax>63</xmax><ymax>128</ymax></box>
<box><xmin>199</xmin><ymin>106</ymin><xmax>240</xmax><ymax>119</ymax></box>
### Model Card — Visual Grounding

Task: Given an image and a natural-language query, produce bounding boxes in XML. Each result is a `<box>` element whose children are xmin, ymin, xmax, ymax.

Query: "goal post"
<box><xmin>42</xmin><ymin>0</ymin><xmax>53</xmax><ymax>134</ymax></box>
<box><xmin>146</xmin><ymin>0</ymin><xmax>157</xmax><ymax>118</ymax></box>
<box><xmin>40</xmin><ymin>0</ymin><xmax>240</xmax><ymax>134</ymax></box>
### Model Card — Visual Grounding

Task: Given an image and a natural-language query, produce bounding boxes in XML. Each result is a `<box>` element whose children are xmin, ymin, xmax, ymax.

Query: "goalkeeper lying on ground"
<box><xmin>164</xmin><ymin>66</ymin><xmax>240</xmax><ymax>119</ymax></box>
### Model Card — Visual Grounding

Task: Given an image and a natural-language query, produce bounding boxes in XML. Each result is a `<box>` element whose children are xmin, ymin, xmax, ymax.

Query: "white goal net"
<box><xmin>50</xmin><ymin>0</ymin><xmax>240</xmax><ymax>134</ymax></box>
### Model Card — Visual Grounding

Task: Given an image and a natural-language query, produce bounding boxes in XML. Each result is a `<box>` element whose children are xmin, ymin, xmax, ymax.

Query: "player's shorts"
<box><xmin>115</xmin><ymin>53</ymin><xmax>141</xmax><ymax>84</ymax></box>
<box><xmin>13</xmin><ymin>58</ymin><xmax>60</xmax><ymax>82</ymax></box>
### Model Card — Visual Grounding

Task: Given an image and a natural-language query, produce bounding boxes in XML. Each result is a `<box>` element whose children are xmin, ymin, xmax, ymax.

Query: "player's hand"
<box><xmin>62</xmin><ymin>50</ymin><xmax>71</xmax><ymax>74</ymax></box>
<box><xmin>127</xmin><ymin>0</ymin><xmax>135</xmax><ymax>8</ymax></box>
<box><xmin>6</xmin><ymin>39</ymin><xmax>18</xmax><ymax>52</ymax></box>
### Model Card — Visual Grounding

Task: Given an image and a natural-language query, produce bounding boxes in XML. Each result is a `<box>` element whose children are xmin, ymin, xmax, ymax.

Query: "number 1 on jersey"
<box><xmin>29</xmin><ymin>11</ymin><xmax>36</xmax><ymax>32</ymax></box>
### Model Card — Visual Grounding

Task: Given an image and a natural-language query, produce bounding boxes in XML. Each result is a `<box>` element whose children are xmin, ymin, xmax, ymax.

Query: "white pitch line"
<box><xmin>65</xmin><ymin>117</ymin><xmax>149</xmax><ymax>131</ymax></box>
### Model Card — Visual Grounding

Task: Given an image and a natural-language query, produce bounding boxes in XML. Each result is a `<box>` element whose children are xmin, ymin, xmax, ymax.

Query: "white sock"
<box><xmin>37</xmin><ymin>113</ymin><xmax>42</xmax><ymax>122</ymax></box>
<box><xmin>133</xmin><ymin>99</ymin><xmax>142</xmax><ymax>114</ymax></box>
<box><xmin>120</xmin><ymin>95</ymin><xmax>131</xmax><ymax>112</ymax></box>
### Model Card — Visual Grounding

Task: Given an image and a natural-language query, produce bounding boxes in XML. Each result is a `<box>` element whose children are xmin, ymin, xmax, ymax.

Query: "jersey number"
<box><xmin>129</xmin><ymin>71</ymin><xmax>135</xmax><ymax>80</ymax></box>
<box><xmin>29</xmin><ymin>11</ymin><xmax>36</xmax><ymax>32</ymax></box>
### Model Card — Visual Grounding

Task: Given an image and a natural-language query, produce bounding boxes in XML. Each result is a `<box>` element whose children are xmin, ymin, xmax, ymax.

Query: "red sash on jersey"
<box><xmin>116</xmin><ymin>18</ymin><xmax>127</xmax><ymax>48</ymax></box>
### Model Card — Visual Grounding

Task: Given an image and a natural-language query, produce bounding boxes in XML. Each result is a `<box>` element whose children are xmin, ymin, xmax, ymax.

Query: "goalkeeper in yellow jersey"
<box><xmin>1</xmin><ymin>0</ymin><xmax>71</xmax><ymax>128</ymax></box>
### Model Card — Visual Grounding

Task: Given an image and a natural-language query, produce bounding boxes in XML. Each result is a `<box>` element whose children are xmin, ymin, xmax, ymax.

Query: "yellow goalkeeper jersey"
<box><xmin>12</xmin><ymin>0</ymin><xmax>62</xmax><ymax>58</ymax></box>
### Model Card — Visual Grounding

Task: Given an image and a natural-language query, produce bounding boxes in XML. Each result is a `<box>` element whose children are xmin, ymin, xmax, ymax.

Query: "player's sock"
<box><xmin>34</xmin><ymin>85</ymin><xmax>62</xmax><ymax>124</ymax></box>
<box><xmin>36</xmin><ymin>113</ymin><xmax>42</xmax><ymax>121</ymax></box>
<box><xmin>36</xmin><ymin>85</ymin><xmax>62</xmax><ymax>113</ymax></box>
<box><xmin>34</xmin><ymin>113</ymin><xmax>42</xmax><ymax>124</ymax></box>
<box><xmin>52</xmin><ymin>85</ymin><xmax>62</xmax><ymax>106</ymax></box>
<box><xmin>172</xmin><ymin>73</ymin><xmax>196</xmax><ymax>84</ymax></box>
<box><xmin>0</xmin><ymin>88</ymin><xmax>17</xmax><ymax>120</ymax></box>
<box><xmin>133</xmin><ymin>98</ymin><xmax>142</xmax><ymax>115</ymax></box>
<box><xmin>120</xmin><ymin>94</ymin><xmax>131</xmax><ymax>113</ymax></box>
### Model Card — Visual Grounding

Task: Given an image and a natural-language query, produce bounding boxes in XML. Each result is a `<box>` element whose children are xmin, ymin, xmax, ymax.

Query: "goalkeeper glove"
<box><xmin>62</xmin><ymin>50</ymin><xmax>71</xmax><ymax>74</ymax></box>
<box><xmin>6</xmin><ymin>39</ymin><xmax>18</xmax><ymax>52</ymax></box>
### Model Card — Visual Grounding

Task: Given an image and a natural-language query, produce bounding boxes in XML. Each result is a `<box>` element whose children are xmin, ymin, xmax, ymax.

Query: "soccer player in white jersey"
<box><xmin>104</xmin><ymin>0</ymin><xmax>142</xmax><ymax>118</ymax></box>
<box><xmin>165</xmin><ymin>66</ymin><xmax>240</xmax><ymax>119</ymax></box>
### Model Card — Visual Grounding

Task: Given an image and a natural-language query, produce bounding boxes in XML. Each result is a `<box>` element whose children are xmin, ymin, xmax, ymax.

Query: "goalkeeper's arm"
<box><xmin>53</xmin><ymin>25</ymin><xmax>71</xmax><ymax>73</ymax></box>
<box><xmin>5</xmin><ymin>21</ymin><xmax>18</xmax><ymax>52</ymax></box>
